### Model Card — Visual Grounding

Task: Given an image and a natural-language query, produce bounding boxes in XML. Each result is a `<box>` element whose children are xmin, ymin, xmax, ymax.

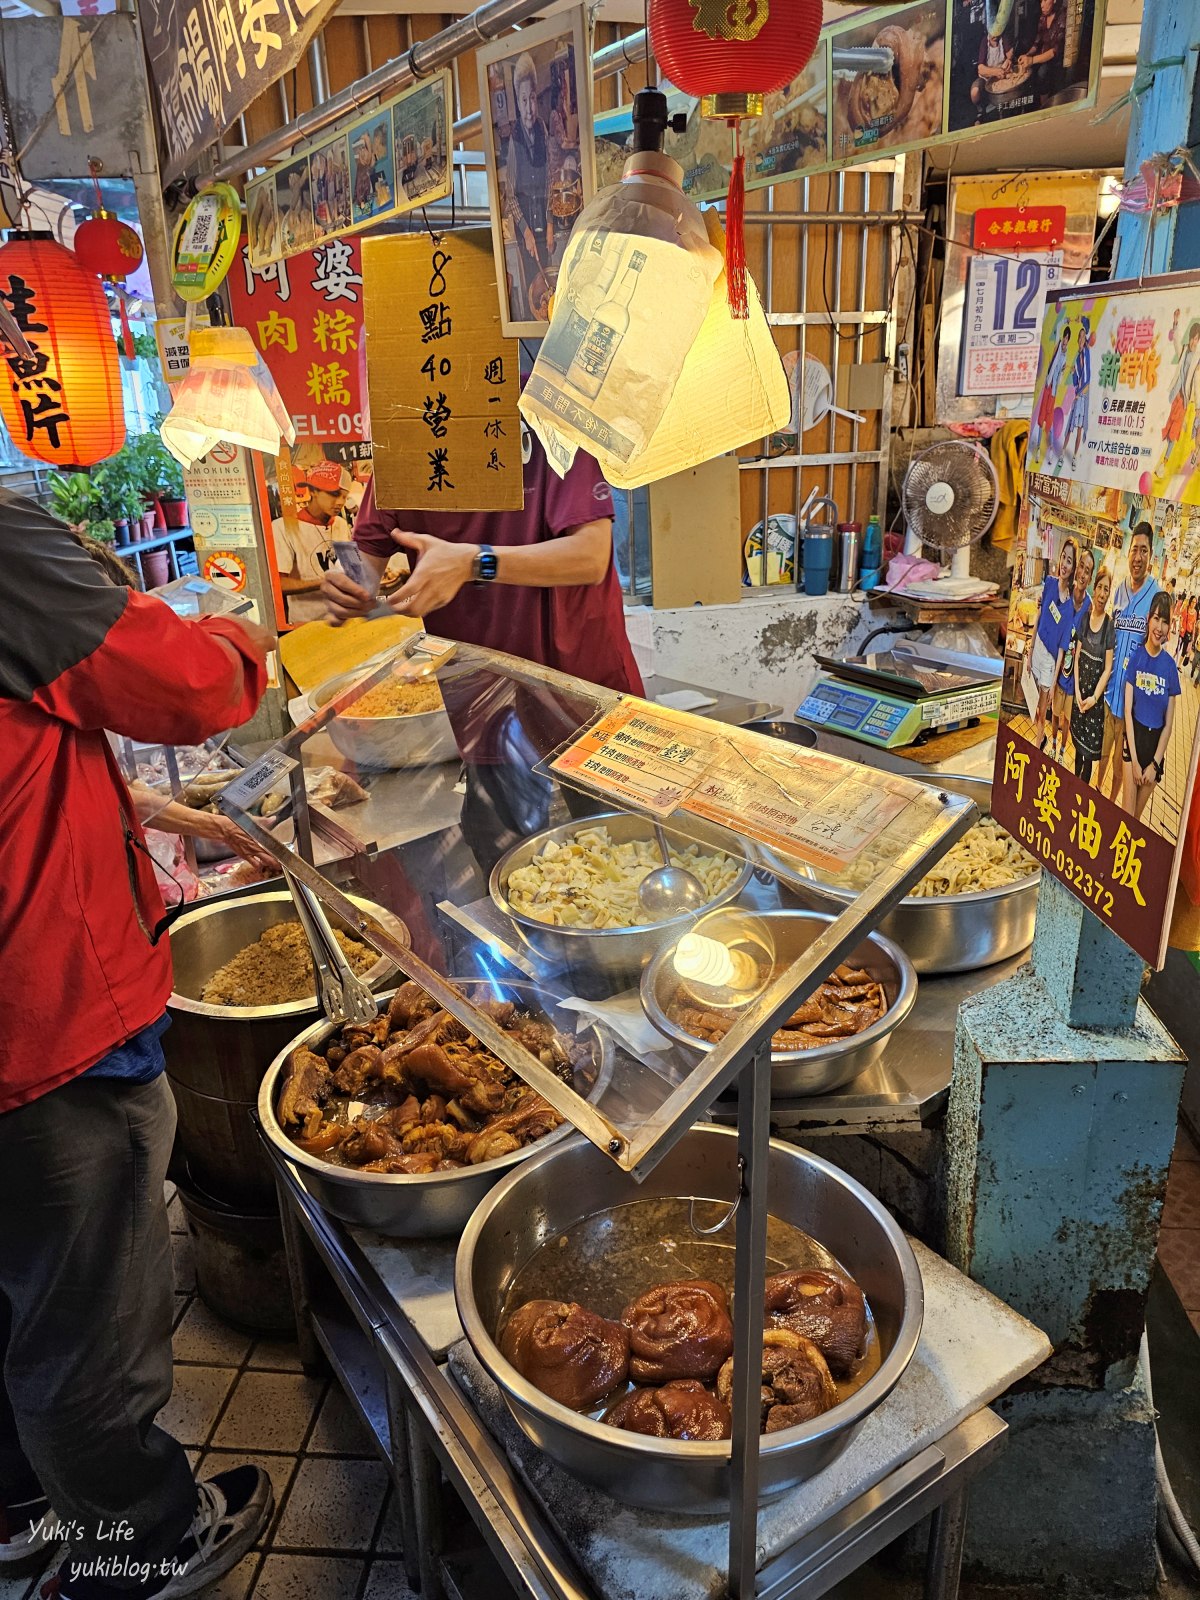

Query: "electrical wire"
<box><xmin>1139</xmin><ymin>1330</ymin><xmax>1200</xmax><ymax>1578</ymax></box>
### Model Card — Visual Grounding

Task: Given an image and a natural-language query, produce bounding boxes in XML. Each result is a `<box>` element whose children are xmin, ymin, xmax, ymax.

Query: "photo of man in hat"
<box><xmin>272</xmin><ymin>458</ymin><xmax>352</xmax><ymax>625</ymax></box>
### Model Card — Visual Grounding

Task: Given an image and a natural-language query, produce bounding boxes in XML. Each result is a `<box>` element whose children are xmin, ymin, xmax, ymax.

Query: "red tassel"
<box><xmin>726</xmin><ymin>126</ymin><xmax>748</xmax><ymax>321</ymax></box>
<box><xmin>118</xmin><ymin>294</ymin><xmax>134</xmax><ymax>360</ymax></box>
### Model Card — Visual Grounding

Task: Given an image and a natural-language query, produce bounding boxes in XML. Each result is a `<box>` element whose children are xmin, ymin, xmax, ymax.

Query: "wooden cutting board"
<box><xmin>278</xmin><ymin>614</ymin><xmax>424</xmax><ymax>695</ymax></box>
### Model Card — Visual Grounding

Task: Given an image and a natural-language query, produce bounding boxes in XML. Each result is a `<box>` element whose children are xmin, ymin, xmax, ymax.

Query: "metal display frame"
<box><xmin>220</xmin><ymin>635</ymin><xmax>979</xmax><ymax>1598</ymax></box>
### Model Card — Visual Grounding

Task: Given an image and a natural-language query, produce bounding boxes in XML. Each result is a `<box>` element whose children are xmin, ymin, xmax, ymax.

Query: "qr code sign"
<box><xmin>184</xmin><ymin>197</ymin><xmax>218</xmax><ymax>258</ymax></box>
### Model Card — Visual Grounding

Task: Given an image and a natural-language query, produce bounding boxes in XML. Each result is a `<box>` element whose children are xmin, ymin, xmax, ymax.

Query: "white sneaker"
<box><xmin>0</xmin><ymin>1485</ymin><xmax>55</xmax><ymax>1565</ymax></box>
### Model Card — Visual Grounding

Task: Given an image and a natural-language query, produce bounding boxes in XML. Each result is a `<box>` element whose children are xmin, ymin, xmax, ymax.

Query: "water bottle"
<box><xmin>860</xmin><ymin>514</ymin><xmax>883</xmax><ymax>591</ymax></box>
<box><xmin>800</xmin><ymin>496</ymin><xmax>838</xmax><ymax>598</ymax></box>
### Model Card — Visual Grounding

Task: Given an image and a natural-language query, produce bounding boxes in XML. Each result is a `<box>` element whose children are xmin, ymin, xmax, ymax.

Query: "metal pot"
<box><xmin>490</xmin><ymin>811</ymin><xmax>755</xmax><ymax>982</ymax></box>
<box><xmin>739</xmin><ymin>719</ymin><xmax>818</xmax><ymax>748</ymax></box>
<box><xmin>640</xmin><ymin>909</ymin><xmax>917</xmax><ymax>1098</ymax></box>
<box><xmin>456</xmin><ymin>1124</ymin><xmax>923</xmax><ymax>1512</ymax></box>
<box><xmin>257</xmin><ymin>981</ymin><xmax>614</xmax><ymax>1238</ymax></box>
<box><xmin>309</xmin><ymin>667</ymin><xmax>459</xmax><ymax>770</ymax></box>
<box><xmin>166</xmin><ymin>891</ymin><xmax>406</xmax><ymax>1205</ymax></box>
<box><xmin>793</xmin><ymin>775</ymin><xmax>1040</xmax><ymax>975</ymax></box>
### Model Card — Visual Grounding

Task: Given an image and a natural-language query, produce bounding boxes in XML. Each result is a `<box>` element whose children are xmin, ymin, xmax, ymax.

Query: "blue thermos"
<box><xmin>801</xmin><ymin>497</ymin><xmax>839</xmax><ymax>597</ymax></box>
<box><xmin>860</xmin><ymin>514</ymin><xmax>883</xmax><ymax>591</ymax></box>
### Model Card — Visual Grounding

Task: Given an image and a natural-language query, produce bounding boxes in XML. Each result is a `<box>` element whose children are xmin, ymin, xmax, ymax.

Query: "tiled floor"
<box><xmin>0</xmin><ymin>1188</ymin><xmax>415</xmax><ymax>1600</ymax></box>
<box><xmin>1161</xmin><ymin>1122</ymin><xmax>1200</xmax><ymax>1338</ymax></box>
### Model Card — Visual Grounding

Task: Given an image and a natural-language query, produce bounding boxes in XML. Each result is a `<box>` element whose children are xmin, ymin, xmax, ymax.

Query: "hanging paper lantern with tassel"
<box><xmin>649</xmin><ymin>0</ymin><xmax>822</xmax><ymax>316</ymax></box>
<box><xmin>0</xmin><ymin>232</ymin><xmax>125</xmax><ymax>467</ymax></box>
<box><xmin>73</xmin><ymin>163</ymin><xmax>145</xmax><ymax>358</ymax></box>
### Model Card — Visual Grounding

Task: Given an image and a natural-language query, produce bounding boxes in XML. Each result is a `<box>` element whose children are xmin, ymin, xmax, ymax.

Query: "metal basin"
<box><xmin>165</xmin><ymin>891</ymin><xmax>407</xmax><ymax>1205</ymax></box>
<box><xmin>490</xmin><ymin>811</ymin><xmax>755</xmax><ymax>982</ymax></box>
<box><xmin>310</xmin><ymin>666</ymin><xmax>459</xmax><ymax>770</ymax></box>
<box><xmin>455</xmin><ymin>1124</ymin><xmax>923</xmax><ymax>1512</ymax></box>
<box><xmin>794</xmin><ymin>775</ymin><xmax>1040</xmax><ymax>975</ymax></box>
<box><xmin>641</xmin><ymin>909</ymin><xmax>916</xmax><ymax>1097</ymax></box>
<box><xmin>257</xmin><ymin>981</ymin><xmax>614</xmax><ymax>1238</ymax></box>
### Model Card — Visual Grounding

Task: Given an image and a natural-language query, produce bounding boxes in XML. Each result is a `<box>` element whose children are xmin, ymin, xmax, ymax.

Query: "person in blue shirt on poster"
<box><xmin>1029</xmin><ymin>537</ymin><xmax>1077</xmax><ymax>752</ymax></box>
<box><xmin>1062</xmin><ymin>316</ymin><xmax>1095</xmax><ymax>472</ymax></box>
<box><xmin>1049</xmin><ymin>543</ymin><xmax>1094</xmax><ymax>766</ymax></box>
<box><xmin>1123</xmin><ymin>589</ymin><xmax>1180</xmax><ymax>821</ymax></box>
<box><xmin>1101</xmin><ymin>522</ymin><xmax>1161</xmax><ymax>802</ymax></box>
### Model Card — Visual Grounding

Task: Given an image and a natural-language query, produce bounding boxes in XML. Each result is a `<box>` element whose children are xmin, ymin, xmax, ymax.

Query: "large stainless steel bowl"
<box><xmin>490</xmin><ymin>811</ymin><xmax>755</xmax><ymax>981</ymax></box>
<box><xmin>793</xmin><ymin>775</ymin><xmax>1040</xmax><ymax>975</ymax></box>
<box><xmin>456</xmin><ymin>1124</ymin><xmax>923</xmax><ymax>1512</ymax></box>
<box><xmin>309</xmin><ymin>666</ymin><xmax>459</xmax><ymax>770</ymax></box>
<box><xmin>258</xmin><ymin>981</ymin><xmax>614</xmax><ymax>1237</ymax></box>
<box><xmin>641</xmin><ymin>909</ymin><xmax>916</xmax><ymax>1097</ymax></box>
<box><xmin>166</xmin><ymin>891</ymin><xmax>408</xmax><ymax>1205</ymax></box>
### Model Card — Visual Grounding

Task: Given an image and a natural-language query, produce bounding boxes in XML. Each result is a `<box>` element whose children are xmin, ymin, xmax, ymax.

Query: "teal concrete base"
<box><xmin>963</xmin><ymin>1369</ymin><xmax>1157</xmax><ymax>1595</ymax></box>
<box><xmin>946</xmin><ymin>878</ymin><xmax>1185</xmax><ymax>1589</ymax></box>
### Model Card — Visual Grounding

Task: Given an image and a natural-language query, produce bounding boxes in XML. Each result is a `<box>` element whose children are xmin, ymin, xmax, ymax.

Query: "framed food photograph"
<box><xmin>478</xmin><ymin>7</ymin><xmax>594</xmax><ymax>337</ymax></box>
<box><xmin>309</xmin><ymin>130</ymin><xmax>353</xmax><ymax>244</ymax></box>
<box><xmin>392</xmin><ymin>71</ymin><xmax>453</xmax><ymax>209</ymax></box>
<box><xmin>828</xmin><ymin>1</ymin><xmax>945</xmax><ymax>165</ymax></box>
<box><xmin>346</xmin><ymin>105</ymin><xmax>398</xmax><ymax>227</ymax></box>
<box><xmin>245</xmin><ymin>170</ymin><xmax>281</xmax><ymax>269</ymax></box>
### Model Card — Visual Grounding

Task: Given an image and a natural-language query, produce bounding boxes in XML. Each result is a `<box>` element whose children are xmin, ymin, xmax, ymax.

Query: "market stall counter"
<box><xmin>198</xmin><ymin>633</ymin><xmax>1044</xmax><ymax>1599</ymax></box>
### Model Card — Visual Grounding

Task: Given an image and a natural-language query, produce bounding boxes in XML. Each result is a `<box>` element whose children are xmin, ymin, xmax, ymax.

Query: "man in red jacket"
<box><xmin>0</xmin><ymin>490</ymin><xmax>274</xmax><ymax>1599</ymax></box>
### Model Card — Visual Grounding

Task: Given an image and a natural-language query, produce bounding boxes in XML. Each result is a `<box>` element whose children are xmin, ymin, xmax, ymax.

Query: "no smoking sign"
<box><xmin>202</xmin><ymin>550</ymin><xmax>248</xmax><ymax>592</ymax></box>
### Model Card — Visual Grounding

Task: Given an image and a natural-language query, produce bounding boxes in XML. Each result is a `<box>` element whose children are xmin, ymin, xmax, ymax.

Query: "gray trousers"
<box><xmin>0</xmin><ymin>1073</ymin><xmax>196</xmax><ymax>1571</ymax></box>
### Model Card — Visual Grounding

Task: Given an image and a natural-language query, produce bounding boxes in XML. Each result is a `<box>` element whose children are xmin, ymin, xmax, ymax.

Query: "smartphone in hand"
<box><xmin>331</xmin><ymin>541</ymin><xmax>391</xmax><ymax>619</ymax></box>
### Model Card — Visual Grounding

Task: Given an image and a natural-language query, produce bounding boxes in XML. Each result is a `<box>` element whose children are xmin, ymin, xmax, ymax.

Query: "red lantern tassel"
<box><xmin>118</xmin><ymin>292</ymin><xmax>134</xmax><ymax>360</ymax></box>
<box><xmin>726</xmin><ymin>125</ymin><xmax>748</xmax><ymax>321</ymax></box>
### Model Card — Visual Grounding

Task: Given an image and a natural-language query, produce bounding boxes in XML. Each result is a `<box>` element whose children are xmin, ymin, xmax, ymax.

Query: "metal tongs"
<box><xmin>284</xmin><ymin>868</ymin><xmax>378</xmax><ymax>1025</ymax></box>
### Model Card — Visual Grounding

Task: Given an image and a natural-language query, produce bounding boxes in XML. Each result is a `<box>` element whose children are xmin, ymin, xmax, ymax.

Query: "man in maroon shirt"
<box><xmin>321</xmin><ymin>428</ymin><xmax>642</xmax><ymax>870</ymax></box>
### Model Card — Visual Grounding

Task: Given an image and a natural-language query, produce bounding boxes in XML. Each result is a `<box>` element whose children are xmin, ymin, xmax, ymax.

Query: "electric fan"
<box><xmin>901</xmin><ymin>440</ymin><xmax>1000</xmax><ymax>584</ymax></box>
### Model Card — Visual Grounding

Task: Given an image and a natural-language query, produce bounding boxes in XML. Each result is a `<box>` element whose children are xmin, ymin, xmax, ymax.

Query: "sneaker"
<box><xmin>0</xmin><ymin>1481</ymin><xmax>54</xmax><ymax>1565</ymax></box>
<box><xmin>41</xmin><ymin>1467</ymin><xmax>273</xmax><ymax>1600</ymax></box>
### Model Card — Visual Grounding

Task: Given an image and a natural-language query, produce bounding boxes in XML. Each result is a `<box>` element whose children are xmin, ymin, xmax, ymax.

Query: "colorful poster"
<box><xmin>361</xmin><ymin>229</ymin><xmax>523</xmax><ymax>512</ymax></box>
<box><xmin>744</xmin><ymin>46</ymin><xmax>828</xmax><ymax>189</ymax></box>
<box><xmin>995</xmin><ymin>273</ymin><xmax>1200</xmax><ymax>965</ymax></box>
<box><xmin>245</xmin><ymin>72</ymin><xmax>453</xmax><ymax>270</ymax></box>
<box><xmin>1026</xmin><ymin>276</ymin><xmax>1200</xmax><ymax>506</ymax></box>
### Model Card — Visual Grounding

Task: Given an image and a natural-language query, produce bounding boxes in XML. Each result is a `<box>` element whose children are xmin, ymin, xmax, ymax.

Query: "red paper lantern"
<box><xmin>649</xmin><ymin>0</ymin><xmax>822</xmax><ymax>315</ymax></box>
<box><xmin>73</xmin><ymin>213</ymin><xmax>144</xmax><ymax>279</ymax></box>
<box><xmin>649</xmin><ymin>0</ymin><xmax>822</xmax><ymax>117</ymax></box>
<box><xmin>0</xmin><ymin>233</ymin><xmax>125</xmax><ymax>467</ymax></box>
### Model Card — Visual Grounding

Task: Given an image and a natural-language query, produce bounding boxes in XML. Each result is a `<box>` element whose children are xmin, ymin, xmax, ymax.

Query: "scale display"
<box><xmin>798</xmin><ymin>676</ymin><xmax>1001</xmax><ymax>750</ymax></box>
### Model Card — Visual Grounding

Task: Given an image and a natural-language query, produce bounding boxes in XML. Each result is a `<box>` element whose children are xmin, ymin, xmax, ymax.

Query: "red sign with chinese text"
<box><xmin>992</xmin><ymin>727</ymin><xmax>1175</xmax><ymax>965</ymax></box>
<box><xmin>227</xmin><ymin>234</ymin><xmax>366</xmax><ymax>443</ymax></box>
<box><xmin>973</xmin><ymin>206</ymin><xmax>1067</xmax><ymax>252</ymax></box>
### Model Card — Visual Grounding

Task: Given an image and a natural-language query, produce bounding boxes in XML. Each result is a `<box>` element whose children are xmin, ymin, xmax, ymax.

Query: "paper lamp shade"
<box><xmin>0</xmin><ymin>234</ymin><xmax>125</xmax><ymax>467</ymax></box>
<box><xmin>649</xmin><ymin>0</ymin><xmax>822</xmax><ymax>113</ymax></box>
<box><xmin>74</xmin><ymin>214</ymin><xmax>144</xmax><ymax>281</ymax></box>
<box><xmin>160</xmin><ymin>325</ymin><xmax>296</xmax><ymax>468</ymax></box>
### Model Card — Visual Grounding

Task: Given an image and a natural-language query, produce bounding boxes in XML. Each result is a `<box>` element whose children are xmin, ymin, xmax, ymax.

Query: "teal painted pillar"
<box><xmin>1112</xmin><ymin>5</ymin><xmax>1200</xmax><ymax>277</ymax></box>
<box><xmin>945</xmin><ymin>876</ymin><xmax>1185</xmax><ymax>1589</ymax></box>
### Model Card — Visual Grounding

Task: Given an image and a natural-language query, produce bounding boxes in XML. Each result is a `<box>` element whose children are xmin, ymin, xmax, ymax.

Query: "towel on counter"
<box><xmin>988</xmin><ymin>419</ymin><xmax>1029</xmax><ymax>553</ymax></box>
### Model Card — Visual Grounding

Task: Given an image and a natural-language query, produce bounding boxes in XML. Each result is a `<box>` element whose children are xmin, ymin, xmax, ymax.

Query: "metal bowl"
<box><xmin>168</xmin><ymin>890</ymin><xmax>404</xmax><ymax>1023</ymax></box>
<box><xmin>309</xmin><ymin>666</ymin><xmax>459</xmax><ymax>771</ymax></box>
<box><xmin>641</xmin><ymin>909</ymin><xmax>916</xmax><ymax>1097</ymax></box>
<box><xmin>258</xmin><ymin>980</ymin><xmax>614</xmax><ymax>1238</ymax></box>
<box><xmin>490</xmin><ymin>811</ymin><xmax>755</xmax><ymax>981</ymax></box>
<box><xmin>794</xmin><ymin>775</ymin><xmax>1040</xmax><ymax>975</ymax></box>
<box><xmin>456</xmin><ymin>1124</ymin><xmax>923</xmax><ymax>1512</ymax></box>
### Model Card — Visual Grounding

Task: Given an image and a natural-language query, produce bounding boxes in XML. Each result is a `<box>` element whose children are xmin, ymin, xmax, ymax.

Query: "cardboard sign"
<box><xmin>362</xmin><ymin>229</ymin><xmax>522</xmax><ymax>512</ymax></box>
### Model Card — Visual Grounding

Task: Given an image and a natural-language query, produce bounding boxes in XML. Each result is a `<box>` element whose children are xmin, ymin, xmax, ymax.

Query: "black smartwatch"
<box><xmin>472</xmin><ymin>544</ymin><xmax>498</xmax><ymax>584</ymax></box>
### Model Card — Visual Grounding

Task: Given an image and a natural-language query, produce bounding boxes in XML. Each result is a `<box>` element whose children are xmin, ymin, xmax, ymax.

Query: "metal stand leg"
<box><xmin>274</xmin><ymin>1179</ymin><xmax>326</xmax><ymax>1374</ymax></box>
<box><xmin>383</xmin><ymin>1374</ymin><xmax>422</xmax><ymax>1591</ymax></box>
<box><xmin>728</xmin><ymin>1045</ymin><xmax>773</xmax><ymax>1600</ymax></box>
<box><xmin>406</xmin><ymin>1406</ymin><xmax>445</xmax><ymax>1600</ymax></box>
<box><xmin>923</xmin><ymin>1487</ymin><xmax>969</xmax><ymax>1600</ymax></box>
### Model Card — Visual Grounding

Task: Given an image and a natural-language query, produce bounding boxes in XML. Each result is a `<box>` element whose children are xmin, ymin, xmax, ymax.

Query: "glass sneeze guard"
<box><xmin>219</xmin><ymin>634</ymin><xmax>977</xmax><ymax>1177</ymax></box>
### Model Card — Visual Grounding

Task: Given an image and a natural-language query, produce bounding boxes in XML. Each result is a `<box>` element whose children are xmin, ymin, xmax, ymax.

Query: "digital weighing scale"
<box><xmin>797</xmin><ymin>641</ymin><xmax>1002</xmax><ymax>749</ymax></box>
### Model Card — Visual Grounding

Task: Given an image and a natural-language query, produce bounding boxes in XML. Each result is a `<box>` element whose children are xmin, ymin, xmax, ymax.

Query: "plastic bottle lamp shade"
<box><xmin>160</xmin><ymin>326</ymin><xmax>296</xmax><ymax>468</ymax></box>
<box><xmin>0</xmin><ymin>233</ymin><xmax>125</xmax><ymax>467</ymax></box>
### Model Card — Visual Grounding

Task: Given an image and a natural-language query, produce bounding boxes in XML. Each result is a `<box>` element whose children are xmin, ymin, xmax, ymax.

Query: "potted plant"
<box><xmin>48</xmin><ymin>471</ymin><xmax>101</xmax><ymax>533</ymax></box>
<box><xmin>85</xmin><ymin>517</ymin><xmax>116</xmax><ymax>544</ymax></box>
<box><xmin>93</xmin><ymin>454</ymin><xmax>143</xmax><ymax>546</ymax></box>
<box><xmin>158</xmin><ymin>450</ymin><xmax>189</xmax><ymax>529</ymax></box>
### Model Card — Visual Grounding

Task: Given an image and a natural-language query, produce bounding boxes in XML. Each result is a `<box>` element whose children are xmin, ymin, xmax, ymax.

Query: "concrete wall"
<box><xmin>625</xmin><ymin>590</ymin><xmax>878</xmax><ymax>712</ymax></box>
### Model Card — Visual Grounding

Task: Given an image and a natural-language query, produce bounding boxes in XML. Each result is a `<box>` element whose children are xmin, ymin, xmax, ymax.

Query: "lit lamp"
<box><xmin>521</xmin><ymin>89</ymin><xmax>790</xmax><ymax>489</ymax></box>
<box><xmin>160</xmin><ymin>326</ymin><xmax>296</xmax><ymax>467</ymax></box>
<box><xmin>649</xmin><ymin>0</ymin><xmax>823</xmax><ymax>315</ymax></box>
<box><xmin>72</xmin><ymin>162</ymin><xmax>145</xmax><ymax>359</ymax></box>
<box><xmin>0</xmin><ymin>232</ymin><xmax>125</xmax><ymax>467</ymax></box>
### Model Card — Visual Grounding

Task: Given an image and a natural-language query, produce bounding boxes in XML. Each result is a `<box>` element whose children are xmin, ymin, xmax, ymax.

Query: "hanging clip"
<box><xmin>689</xmin><ymin>1156</ymin><xmax>746</xmax><ymax>1235</ymax></box>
